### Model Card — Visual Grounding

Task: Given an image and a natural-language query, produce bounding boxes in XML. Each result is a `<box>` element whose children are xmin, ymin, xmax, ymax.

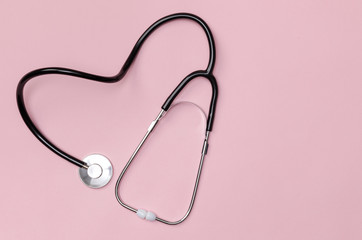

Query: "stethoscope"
<box><xmin>16</xmin><ymin>12</ymin><xmax>218</xmax><ymax>225</ymax></box>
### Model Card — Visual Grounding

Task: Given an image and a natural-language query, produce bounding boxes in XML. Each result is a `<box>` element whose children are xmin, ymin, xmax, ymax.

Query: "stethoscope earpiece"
<box><xmin>79</xmin><ymin>154</ymin><xmax>113</xmax><ymax>188</ymax></box>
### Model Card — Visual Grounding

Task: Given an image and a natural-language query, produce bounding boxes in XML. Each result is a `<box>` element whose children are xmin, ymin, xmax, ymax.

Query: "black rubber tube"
<box><xmin>16</xmin><ymin>12</ymin><xmax>218</xmax><ymax>168</ymax></box>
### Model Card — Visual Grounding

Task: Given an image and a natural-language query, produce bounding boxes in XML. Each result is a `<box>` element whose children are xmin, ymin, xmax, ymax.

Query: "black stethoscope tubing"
<box><xmin>16</xmin><ymin>12</ymin><xmax>218</xmax><ymax>169</ymax></box>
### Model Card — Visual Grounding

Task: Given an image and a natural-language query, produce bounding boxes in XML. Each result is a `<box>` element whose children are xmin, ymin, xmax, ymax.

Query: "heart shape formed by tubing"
<box><xmin>16</xmin><ymin>12</ymin><xmax>218</xmax><ymax>224</ymax></box>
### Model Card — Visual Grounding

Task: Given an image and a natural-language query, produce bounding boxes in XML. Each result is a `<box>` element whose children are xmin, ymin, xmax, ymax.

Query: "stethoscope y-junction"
<box><xmin>16</xmin><ymin>12</ymin><xmax>218</xmax><ymax>225</ymax></box>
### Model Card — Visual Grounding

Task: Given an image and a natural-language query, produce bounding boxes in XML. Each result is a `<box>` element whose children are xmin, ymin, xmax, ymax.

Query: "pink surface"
<box><xmin>1</xmin><ymin>0</ymin><xmax>362</xmax><ymax>239</ymax></box>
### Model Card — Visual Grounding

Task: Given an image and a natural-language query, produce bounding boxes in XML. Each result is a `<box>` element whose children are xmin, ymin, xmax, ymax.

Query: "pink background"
<box><xmin>1</xmin><ymin>0</ymin><xmax>362</xmax><ymax>239</ymax></box>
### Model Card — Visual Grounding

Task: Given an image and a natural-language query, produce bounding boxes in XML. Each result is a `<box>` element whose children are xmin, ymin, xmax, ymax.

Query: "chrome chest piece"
<box><xmin>79</xmin><ymin>154</ymin><xmax>113</xmax><ymax>188</ymax></box>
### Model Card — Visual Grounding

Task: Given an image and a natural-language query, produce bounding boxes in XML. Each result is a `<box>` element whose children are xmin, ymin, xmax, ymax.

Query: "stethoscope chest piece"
<box><xmin>79</xmin><ymin>154</ymin><xmax>113</xmax><ymax>188</ymax></box>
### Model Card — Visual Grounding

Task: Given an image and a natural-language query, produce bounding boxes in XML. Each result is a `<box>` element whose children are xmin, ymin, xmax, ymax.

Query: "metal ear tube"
<box><xmin>115</xmin><ymin>110</ymin><xmax>213</xmax><ymax>225</ymax></box>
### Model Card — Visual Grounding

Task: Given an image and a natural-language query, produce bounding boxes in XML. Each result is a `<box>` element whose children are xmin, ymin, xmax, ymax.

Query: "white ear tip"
<box><xmin>137</xmin><ymin>209</ymin><xmax>147</xmax><ymax>219</ymax></box>
<box><xmin>146</xmin><ymin>211</ymin><xmax>156</xmax><ymax>221</ymax></box>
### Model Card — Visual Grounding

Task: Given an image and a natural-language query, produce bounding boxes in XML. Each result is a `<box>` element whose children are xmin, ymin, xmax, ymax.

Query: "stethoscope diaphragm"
<box><xmin>79</xmin><ymin>154</ymin><xmax>113</xmax><ymax>188</ymax></box>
